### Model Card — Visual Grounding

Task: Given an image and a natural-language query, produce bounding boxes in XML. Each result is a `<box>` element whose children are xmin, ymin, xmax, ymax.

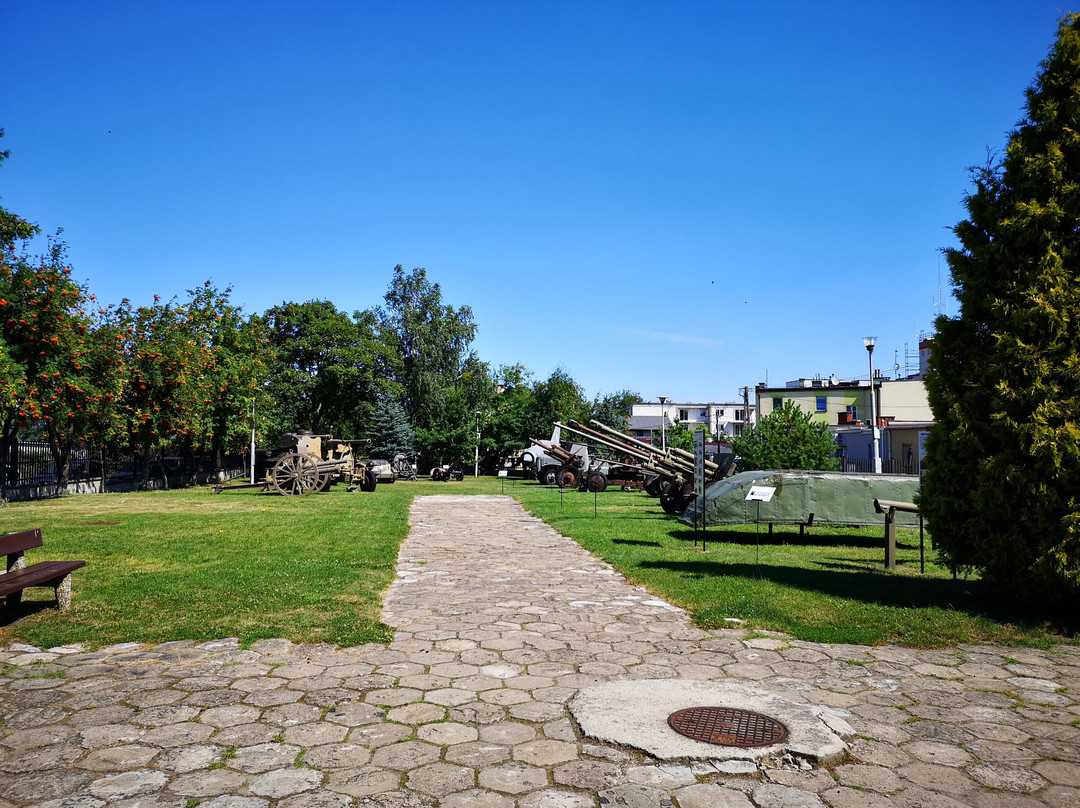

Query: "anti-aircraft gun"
<box><xmin>213</xmin><ymin>431</ymin><xmax>378</xmax><ymax>496</ymax></box>
<box><xmin>556</xmin><ymin>419</ymin><xmax>735</xmax><ymax>514</ymax></box>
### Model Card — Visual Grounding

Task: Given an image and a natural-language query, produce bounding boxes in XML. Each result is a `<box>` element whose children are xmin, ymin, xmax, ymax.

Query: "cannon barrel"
<box><xmin>559</xmin><ymin>421</ymin><xmax>692</xmax><ymax>481</ymax></box>
<box><xmin>586</xmin><ymin>419</ymin><xmax>721</xmax><ymax>474</ymax></box>
<box><xmin>557</xmin><ymin>421</ymin><xmax>651</xmax><ymax>462</ymax></box>
<box><xmin>568</xmin><ymin>420</ymin><xmax>694</xmax><ymax>477</ymax></box>
<box><xmin>530</xmin><ymin>439</ymin><xmax>574</xmax><ymax>462</ymax></box>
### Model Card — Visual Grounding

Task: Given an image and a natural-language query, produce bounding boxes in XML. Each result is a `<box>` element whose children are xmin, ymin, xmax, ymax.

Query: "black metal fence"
<box><xmin>837</xmin><ymin>457</ymin><xmax>920</xmax><ymax>475</ymax></box>
<box><xmin>3</xmin><ymin>442</ymin><xmax>245</xmax><ymax>499</ymax></box>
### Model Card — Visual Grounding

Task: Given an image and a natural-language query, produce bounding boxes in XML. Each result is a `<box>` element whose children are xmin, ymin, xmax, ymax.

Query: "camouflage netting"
<box><xmin>680</xmin><ymin>470</ymin><xmax>922</xmax><ymax>528</ymax></box>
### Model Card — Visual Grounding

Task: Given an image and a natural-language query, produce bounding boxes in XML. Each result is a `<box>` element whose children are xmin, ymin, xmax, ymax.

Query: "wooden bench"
<box><xmin>0</xmin><ymin>529</ymin><xmax>86</xmax><ymax>611</ymax></box>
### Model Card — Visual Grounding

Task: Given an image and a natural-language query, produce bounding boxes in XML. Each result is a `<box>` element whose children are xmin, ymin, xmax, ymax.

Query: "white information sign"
<box><xmin>745</xmin><ymin>485</ymin><xmax>776</xmax><ymax>503</ymax></box>
<box><xmin>497</xmin><ymin>470</ymin><xmax>508</xmax><ymax>477</ymax></box>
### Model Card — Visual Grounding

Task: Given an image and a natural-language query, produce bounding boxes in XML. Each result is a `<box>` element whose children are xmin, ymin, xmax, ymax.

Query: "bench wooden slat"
<box><xmin>0</xmin><ymin>560</ymin><xmax>86</xmax><ymax>597</ymax></box>
<box><xmin>0</xmin><ymin>529</ymin><xmax>43</xmax><ymax>557</ymax></box>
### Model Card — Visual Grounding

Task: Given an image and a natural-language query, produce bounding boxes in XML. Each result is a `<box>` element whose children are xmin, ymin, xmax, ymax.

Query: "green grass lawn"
<box><xmin>0</xmin><ymin>481</ymin><xmax>421</xmax><ymax>648</ymax></box>
<box><xmin>0</xmin><ymin>475</ymin><xmax>1073</xmax><ymax>650</ymax></box>
<box><xmin>507</xmin><ymin>478</ymin><xmax>1077</xmax><ymax>649</ymax></box>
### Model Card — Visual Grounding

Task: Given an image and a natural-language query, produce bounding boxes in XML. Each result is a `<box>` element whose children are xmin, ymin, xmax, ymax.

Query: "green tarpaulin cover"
<box><xmin>679</xmin><ymin>470</ymin><xmax>921</xmax><ymax>528</ymax></box>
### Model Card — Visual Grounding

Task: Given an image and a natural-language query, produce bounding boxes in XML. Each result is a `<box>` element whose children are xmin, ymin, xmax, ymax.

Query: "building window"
<box><xmin>772</xmin><ymin>397</ymin><xmax>782</xmax><ymax>411</ymax></box>
<box><xmin>679</xmin><ymin>409</ymin><xmax>689</xmax><ymax>421</ymax></box>
<box><xmin>735</xmin><ymin>409</ymin><xmax>743</xmax><ymax>420</ymax></box>
<box><xmin>816</xmin><ymin>396</ymin><xmax>827</xmax><ymax>412</ymax></box>
<box><xmin>846</xmin><ymin>404</ymin><xmax>858</xmax><ymax>421</ymax></box>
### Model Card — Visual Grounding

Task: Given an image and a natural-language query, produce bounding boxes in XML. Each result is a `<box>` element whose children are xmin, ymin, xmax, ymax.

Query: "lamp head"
<box><xmin>863</xmin><ymin>336</ymin><xmax>877</xmax><ymax>352</ymax></box>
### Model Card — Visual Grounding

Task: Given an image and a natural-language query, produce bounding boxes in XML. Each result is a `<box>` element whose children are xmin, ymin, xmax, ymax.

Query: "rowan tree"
<box><xmin>120</xmin><ymin>297</ymin><xmax>213</xmax><ymax>462</ymax></box>
<box><xmin>922</xmin><ymin>14</ymin><xmax>1080</xmax><ymax>601</ymax></box>
<box><xmin>0</xmin><ymin>239</ymin><xmax>127</xmax><ymax>487</ymax></box>
<box><xmin>183</xmin><ymin>282</ymin><xmax>270</xmax><ymax>467</ymax></box>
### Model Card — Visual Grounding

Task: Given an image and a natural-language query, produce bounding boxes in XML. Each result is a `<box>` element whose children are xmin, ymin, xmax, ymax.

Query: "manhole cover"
<box><xmin>668</xmin><ymin>706</ymin><xmax>789</xmax><ymax>748</ymax></box>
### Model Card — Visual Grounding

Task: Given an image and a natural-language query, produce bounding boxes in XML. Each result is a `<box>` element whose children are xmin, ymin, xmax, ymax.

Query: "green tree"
<box><xmin>0</xmin><ymin>238</ymin><xmax>127</xmax><ymax>489</ymax></box>
<box><xmin>184</xmin><ymin>282</ymin><xmax>270</xmax><ymax>468</ymax></box>
<box><xmin>121</xmin><ymin>297</ymin><xmax>212</xmax><ymax>461</ymax></box>
<box><xmin>366</xmin><ymin>395</ymin><xmax>415</xmax><ymax>458</ymax></box>
<box><xmin>261</xmin><ymin>300</ymin><xmax>388</xmax><ymax>437</ymax></box>
<box><xmin>531</xmin><ymin>367</ymin><xmax>589</xmax><ymax>434</ymax></box>
<box><xmin>921</xmin><ymin>14</ymin><xmax>1080</xmax><ymax>601</ymax></box>
<box><xmin>0</xmin><ymin>134</ymin><xmax>37</xmax><ymax>490</ymax></box>
<box><xmin>0</xmin><ymin>130</ymin><xmax>38</xmax><ymax>245</ymax></box>
<box><xmin>731</xmin><ymin>402</ymin><xmax>838</xmax><ymax>471</ymax></box>
<box><xmin>414</xmin><ymin>386</ymin><xmax>473</xmax><ymax>468</ymax></box>
<box><xmin>483</xmin><ymin>364</ymin><xmax>539</xmax><ymax>453</ymax></box>
<box><xmin>376</xmin><ymin>265</ymin><xmax>477</xmax><ymax>432</ymax></box>
<box><xmin>664</xmin><ymin>419</ymin><xmax>706</xmax><ymax>453</ymax></box>
<box><xmin>589</xmin><ymin>389</ymin><xmax>642</xmax><ymax>432</ymax></box>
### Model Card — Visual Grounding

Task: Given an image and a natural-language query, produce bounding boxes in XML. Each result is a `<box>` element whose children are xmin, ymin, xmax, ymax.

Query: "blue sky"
<box><xmin>4</xmin><ymin>1</ymin><xmax>1074</xmax><ymax>404</ymax></box>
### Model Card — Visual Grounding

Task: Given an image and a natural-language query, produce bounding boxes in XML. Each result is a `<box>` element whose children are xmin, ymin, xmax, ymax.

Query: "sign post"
<box><xmin>745</xmin><ymin>486</ymin><xmax>776</xmax><ymax>576</ymax></box>
<box><xmin>693</xmin><ymin>430</ymin><xmax>706</xmax><ymax>549</ymax></box>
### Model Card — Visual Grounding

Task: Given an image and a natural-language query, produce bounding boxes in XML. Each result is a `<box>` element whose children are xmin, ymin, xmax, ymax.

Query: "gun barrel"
<box><xmin>558</xmin><ymin>421</ymin><xmax>654</xmax><ymax>464</ymax></box>
<box><xmin>559</xmin><ymin>421</ymin><xmax>691</xmax><ymax>482</ymax></box>
<box><xmin>586</xmin><ymin>419</ymin><xmax>720</xmax><ymax>473</ymax></box>
<box><xmin>531</xmin><ymin>439</ymin><xmax>574</xmax><ymax>462</ymax></box>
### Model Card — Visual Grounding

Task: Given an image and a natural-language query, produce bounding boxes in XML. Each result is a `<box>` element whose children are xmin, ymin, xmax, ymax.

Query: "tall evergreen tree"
<box><xmin>922</xmin><ymin>14</ymin><xmax>1080</xmax><ymax>601</ymax></box>
<box><xmin>366</xmin><ymin>395</ymin><xmax>415</xmax><ymax>459</ymax></box>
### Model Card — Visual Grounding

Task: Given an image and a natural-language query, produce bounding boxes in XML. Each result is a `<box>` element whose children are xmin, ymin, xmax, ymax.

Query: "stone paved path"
<box><xmin>0</xmin><ymin>494</ymin><xmax>1077</xmax><ymax>808</ymax></box>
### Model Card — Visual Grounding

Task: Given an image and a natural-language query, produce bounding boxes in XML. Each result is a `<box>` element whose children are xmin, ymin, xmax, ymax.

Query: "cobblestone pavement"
<box><xmin>0</xmin><ymin>494</ymin><xmax>1078</xmax><ymax>808</ymax></box>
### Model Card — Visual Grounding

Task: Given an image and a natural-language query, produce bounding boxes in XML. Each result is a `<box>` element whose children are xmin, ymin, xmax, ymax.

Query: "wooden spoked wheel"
<box><xmin>271</xmin><ymin>453</ymin><xmax>320</xmax><ymax>496</ymax></box>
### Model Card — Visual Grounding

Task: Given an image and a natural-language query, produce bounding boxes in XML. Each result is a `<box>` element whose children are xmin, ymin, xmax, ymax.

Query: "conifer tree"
<box><xmin>922</xmin><ymin>14</ymin><xmax>1080</xmax><ymax>601</ymax></box>
<box><xmin>366</xmin><ymin>395</ymin><xmax>415</xmax><ymax>459</ymax></box>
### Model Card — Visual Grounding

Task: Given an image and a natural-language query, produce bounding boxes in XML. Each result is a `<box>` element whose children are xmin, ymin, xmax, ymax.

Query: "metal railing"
<box><xmin>3</xmin><ymin>443</ymin><xmax>245</xmax><ymax>499</ymax></box>
<box><xmin>837</xmin><ymin>457</ymin><xmax>920</xmax><ymax>476</ymax></box>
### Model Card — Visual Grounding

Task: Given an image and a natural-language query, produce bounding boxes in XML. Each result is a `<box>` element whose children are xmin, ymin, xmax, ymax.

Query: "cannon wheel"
<box><xmin>537</xmin><ymin>465</ymin><xmax>558</xmax><ymax>486</ymax></box>
<box><xmin>556</xmin><ymin>465</ymin><xmax>580</xmax><ymax>489</ymax></box>
<box><xmin>660</xmin><ymin>482</ymin><xmax>694</xmax><ymax>515</ymax></box>
<box><xmin>643</xmin><ymin>475</ymin><xmax>664</xmax><ymax>497</ymax></box>
<box><xmin>271</xmin><ymin>453</ymin><xmax>320</xmax><ymax>496</ymax></box>
<box><xmin>360</xmin><ymin>469</ymin><xmax>377</xmax><ymax>492</ymax></box>
<box><xmin>585</xmin><ymin>471</ymin><xmax>608</xmax><ymax>493</ymax></box>
<box><xmin>315</xmin><ymin>473</ymin><xmax>335</xmax><ymax>493</ymax></box>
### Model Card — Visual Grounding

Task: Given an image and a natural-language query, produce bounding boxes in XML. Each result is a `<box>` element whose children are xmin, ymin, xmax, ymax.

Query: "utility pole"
<box><xmin>741</xmin><ymin>387</ymin><xmax>751</xmax><ymax>435</ymax></box>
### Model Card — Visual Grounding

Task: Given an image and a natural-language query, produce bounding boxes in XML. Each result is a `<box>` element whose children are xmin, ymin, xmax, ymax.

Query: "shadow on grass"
<box><xmin>0</xmin><ymin>600</ymin><xmax>62</xmax><ymax>626</ymax></box>
<box><xmin>639</xmin><ymin>555</ymin><xmax>1077</xmax><ymax>636</ymax></box>
<box><xmin>613</xmin><ymin>538</ymin><xmax>663</xmax><ymax>547</ymax></box>
<box><xmin>668</xmin><ymin>527</ymin><xmax>914</xmax><ymax>550</ymax></box>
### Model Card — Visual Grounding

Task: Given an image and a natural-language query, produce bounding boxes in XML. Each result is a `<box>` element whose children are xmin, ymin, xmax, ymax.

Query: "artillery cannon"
<box><xmin>213</xmin><ymin>431</ymin><xmax>378</xmax><ymax>496</ymax></box>
<box><xmin>529</xmin><ymin>439</ymin><xmax>587</xmax><ymax>488</ymax></box>
<box><xmin>531</xmin><ymin>438</ymin><xmax>647</xmax><ymax>493</ymax></box>
<box><xmin>556</xmin><ymin>420</ymin><xmax>735</xmax><ymax>514</ymax></box>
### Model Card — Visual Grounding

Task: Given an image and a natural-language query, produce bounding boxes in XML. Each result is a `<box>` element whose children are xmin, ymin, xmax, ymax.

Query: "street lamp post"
<box><xmin>863</xmin><ymin>337</ymin><xmax>882</xmax><ymax>474</ymax></box>
<box><xmin>658</xmin><ymin>396</ymin><xmax>667</xmax><ymax>451</ymax></box>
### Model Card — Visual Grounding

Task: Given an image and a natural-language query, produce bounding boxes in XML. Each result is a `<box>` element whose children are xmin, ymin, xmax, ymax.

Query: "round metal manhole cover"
<box><xmin>668</xmin><ymin>706</ymin><xmax>790</xmax><ymax>748</ymax></box>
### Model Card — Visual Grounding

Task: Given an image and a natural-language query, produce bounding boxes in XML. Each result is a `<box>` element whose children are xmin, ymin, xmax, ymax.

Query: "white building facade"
<box><xmin>628</xmin><ymin>400</ymin><xmax>756</xmax><ymax>442</ymax></box>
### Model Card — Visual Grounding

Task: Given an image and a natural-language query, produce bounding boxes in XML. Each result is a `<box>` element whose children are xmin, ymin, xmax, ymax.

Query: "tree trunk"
<box><xmin>45</xmin><ymin>421</ymin><xmax>74</xmax><ymax>493</ymax></box>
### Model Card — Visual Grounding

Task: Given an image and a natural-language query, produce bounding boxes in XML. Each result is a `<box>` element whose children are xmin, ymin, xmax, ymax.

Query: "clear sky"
<box><xmin>4</xmin><ymin>1</ymin><xmax>1074</xmax><ymax>405</ymax></box>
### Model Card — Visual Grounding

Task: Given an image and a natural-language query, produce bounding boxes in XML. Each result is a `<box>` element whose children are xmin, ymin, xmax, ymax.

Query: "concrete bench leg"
<box><xmin>56</xmin><ymin>575</ymin><xmax>73</xmax><ymax>611</ymax></box>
